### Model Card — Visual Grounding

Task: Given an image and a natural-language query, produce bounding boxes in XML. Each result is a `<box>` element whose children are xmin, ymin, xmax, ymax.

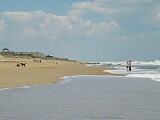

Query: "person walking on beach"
<box><xmin>128</xmin><ymin>60</ymin><xmax>132</xmax><ymax>71</ymax></box>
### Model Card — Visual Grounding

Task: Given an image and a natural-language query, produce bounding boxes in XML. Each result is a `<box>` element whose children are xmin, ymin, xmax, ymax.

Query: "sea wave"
<box><xmin>0</xmin><ymin>85</ymin><xmax>31</xmax><ymax>91</ymax></box>
<box><xmin>94</xmin><ymin>60</ymin><xmax>160</xmax><ymax>66</ymax></box>
<box><xmin>126</xmin><ymin>74</ymin><xmax>160</xmax><ymax>82</ymax></box>
<box><xmin>101</xmin><ymin>60</ymin><xmax>160</xmax><ymax>82</ymax></box>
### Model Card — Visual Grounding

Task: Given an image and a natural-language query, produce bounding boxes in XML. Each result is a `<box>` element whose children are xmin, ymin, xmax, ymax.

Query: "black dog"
<box><xmin>20</xmin><ymin>63</ymin><xmax>26</xmax><ymax>67</ymax></box>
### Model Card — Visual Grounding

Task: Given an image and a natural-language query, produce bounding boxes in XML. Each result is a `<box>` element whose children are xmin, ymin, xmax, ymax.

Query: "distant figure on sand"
<box><xmin>128</xmin><ymin>60</ymin><xmax>132</xmax><ymax>71</ymax></box>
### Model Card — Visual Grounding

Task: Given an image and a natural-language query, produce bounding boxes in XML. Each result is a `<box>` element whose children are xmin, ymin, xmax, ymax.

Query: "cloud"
<box><xmin>22</xmin><ymin>27</ymin><xmax>38</xmax><ymax>40</ymax></box>
<box><xmin>157</xmin><ymin>13</ymin><xmax>160</xmax><ymax>19</ymax></box>
<box><xmin>69</xmin><ymin>0</ymin><xmax>154</xmax><ymax>22</ymax></box>
<box><xmin>69</xmin><ymin>0</ymin><xmax>152</xmax><ymax>17</ymax></box>
<box><xmin>0</xmin><ymin>0</ymin><xmax>158</xmax><ymax>43</ymax></box>
<box><xmin>70</xmin><ymin>1</ymin><xmax>124</xmax><ymax>17</ymax></box>
<box><xmin>0</xmin><ymin>11</ymin><xmax>73</xmax><ymax>41</ymax></box>
<box><xmin>155</xmin><ymin>6</ymin><xmax>160</xmax><ymax>20</ymax></box>
<box><xmin>40</xmin><ymin>14</ymin><xmax>73</xmax><ymax>39</ymax></box>
<box><xmin>0</xmin><ymin>19</ymin><xmax>5</xmax><ymax>38</ymax></box>
<box><xmin>0</xmin><ymin>9</ymin><xmax>119</xmax><ymax>44</ymax></box>
<box><xmin>78</xmin><ymin>20</ymin><xmax>119</xmax><ymax>38</ymax></box>
<box><xmin>2</xmin><ymin>12</ymin><xmax>32</xmax><ymax>21</ymax></box>
<box><xmin>0</xmin><ymin>0</ymin><xmax>157</xmax><ymax>47</ymax></box>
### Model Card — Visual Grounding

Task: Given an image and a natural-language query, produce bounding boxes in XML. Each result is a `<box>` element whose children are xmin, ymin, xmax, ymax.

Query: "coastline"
<box><xmin>0</xmin><ymin>58</ymin><xmax>122</xmax><ymax>88</ymax></box>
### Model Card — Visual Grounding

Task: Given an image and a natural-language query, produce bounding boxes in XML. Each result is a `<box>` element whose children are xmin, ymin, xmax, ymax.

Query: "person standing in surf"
<box><xmin>126</xmin><ymin>61</ymin><xmax>129</xmax><ymax>71</ymax></box>
<box><xmin>128</xmin><ymin>60</ymin><xmax>132</xmax><ymax>71</ymax></box>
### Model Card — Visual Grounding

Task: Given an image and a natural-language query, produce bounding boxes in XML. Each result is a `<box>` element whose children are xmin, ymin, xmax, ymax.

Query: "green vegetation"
<box><xmin>0</xmin><ymin>51</ymin><xmax>73</xmax><ymax>61</ymax></box>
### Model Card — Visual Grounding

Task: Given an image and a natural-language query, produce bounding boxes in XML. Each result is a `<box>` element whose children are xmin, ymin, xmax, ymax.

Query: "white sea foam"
<box><xmin>59</xmin><ymin>76</ymin><xmax>81</xmax><ymax>84</ymax></box>
<box><xmin>104</xmin><ymin>69</ymin><xmax>127</xmax><ymax>74</ymax></box>
<box><xmin>59</xmin><ymin>76</ymin><xmax>72</xmax><ymax>84</ymax></box>
<box><xmin>133</xmin><ymin>60</ymin><xmax>160</xmax><ymax>66</ymax></box>
<box><xmin>0</xmin><ymin>85</ymin><xmax>31</xmax><ymax>91</ymax></box>
<box><xmin>59</xmin><ymin>75</ymin><xmax>116</xmax><ymax>84</ymax></box>
<box><xmin>0</xmin><ymin>88</ymin><xmax>10</xmax><ymax>91</ymax></box>
<box><xmin>126</xmin><ymin>74</ymin><xmax>160</xmax><ymax>82</ymax></box>
<box><xmin>99</xmin><ymin>61</ymin><xmax>126</xmax><ymax>66</ymax></box>
<box><xmin>19</xmin><ymin>86</ymin><xmax>31</xmax><ymax>88</ymax></box>
<box><xmin>105</xmin><ymin>69</ymin><xmax>160</xmax><ymax>82</ymax></box>
<box><xmin>102</xmin><ymin>60</ymin><xmax>160</xmax><ymax>82</ymax></box>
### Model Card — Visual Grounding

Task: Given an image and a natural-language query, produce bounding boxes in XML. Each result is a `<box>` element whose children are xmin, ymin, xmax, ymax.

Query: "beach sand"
<box><xmin>0</xmin><ymin>58</ymin><xmax>120</xmax><ymax>88</ymax></box>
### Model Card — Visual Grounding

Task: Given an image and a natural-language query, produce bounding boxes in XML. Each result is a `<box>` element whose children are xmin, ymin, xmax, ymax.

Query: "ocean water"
<box><xmin>95</xmin><ymin>60</ymin><xmax>160</xmax><ymax>82</ymax></box>
<box><xmin>0</xmin><ymin>76</ymin><xmax>160</xmax><ymax>120</ymax></box>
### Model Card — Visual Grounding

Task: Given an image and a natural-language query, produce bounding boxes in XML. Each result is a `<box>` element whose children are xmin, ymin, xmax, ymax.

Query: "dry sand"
<box><xmin>0</xmin><ymin>58</ymin><xmax>120</xmax><ymax>88</ymax></box>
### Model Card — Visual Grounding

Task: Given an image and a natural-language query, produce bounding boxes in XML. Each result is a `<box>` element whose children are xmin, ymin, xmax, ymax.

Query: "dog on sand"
<box><xmin>20</xmin><ymin>63</ymin><xmax>26</xmax><ymax>67</ymax></box>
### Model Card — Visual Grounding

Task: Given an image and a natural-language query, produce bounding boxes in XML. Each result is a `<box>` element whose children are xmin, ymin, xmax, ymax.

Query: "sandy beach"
<box><xmin>0</xmin><ymin>58</ymin><xmax>119</xmax><ymax>88</ymax></box>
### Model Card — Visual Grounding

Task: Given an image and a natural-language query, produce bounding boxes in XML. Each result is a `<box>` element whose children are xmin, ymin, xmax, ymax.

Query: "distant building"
<box><xmin>46</xmin><ymin>55</ymin><xmax>53</xmax><ymax>59</ymax></box>
<box><xmin>3</xmin><ymin>48</ymin><xmax>9</xmax><ymax>52</ymax></box>
<box><xmin>16</xmin><ymin>52</ymin><xmax>23</xmax><ymax>55</ymax></box>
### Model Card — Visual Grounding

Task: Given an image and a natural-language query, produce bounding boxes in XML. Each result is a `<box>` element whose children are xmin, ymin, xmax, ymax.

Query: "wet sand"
<box><xmin>0</xmin><ymin>59</ymin><xmax>119</xmax><ymax>88</ymax></box>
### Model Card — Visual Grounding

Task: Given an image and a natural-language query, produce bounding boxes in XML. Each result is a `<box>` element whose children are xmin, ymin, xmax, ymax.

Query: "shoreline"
<box><xmin>0</xmin><ymin>75</ymin><xmax>122</xmax><ymax>91</ymax></box>
<box><xmin>0</xmin><ymin>59</ymin><xmax>123</xmax><ymax>88</ymax></box>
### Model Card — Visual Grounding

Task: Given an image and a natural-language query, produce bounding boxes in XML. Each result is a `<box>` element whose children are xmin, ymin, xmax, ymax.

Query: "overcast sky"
<box><xmin>0</xmin><ymin>0</ymin><xmax>160</xmax><ymax>61</ymax></box>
